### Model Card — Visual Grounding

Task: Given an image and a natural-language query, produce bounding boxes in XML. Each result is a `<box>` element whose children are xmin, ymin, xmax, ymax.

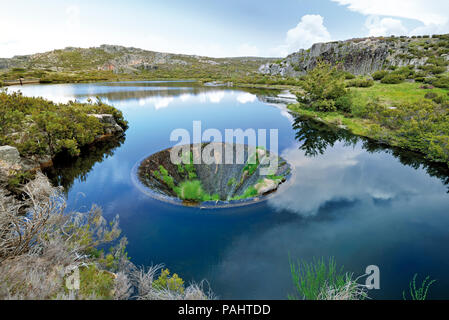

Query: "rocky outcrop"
<box><xmin>89</xmin><ymin>114</ymin><xmax>124</xmax><ymax>136</ymax></box>
<box><xmin>0</xmin><ymin>145</ymin><xmax>40</xmax><ymax>189</ymax></box>
<box><xmin>0</xmin><ymin>146</ymin><xmax>20</xmax><ymax>165</ymax></box>
<box><xmin>254</xmin><ymin>178</ymin><xmax>283</xmax><ymax>196</ymax></box>
<box><xmin>0</xmin><ymin>145</ymin><xmax>50</xmax><ymax>174</ymax></box>
<box><xmin>260</xmin><ymin>35</ymin><xmax>447</xmax><ymax>77</ymax></box>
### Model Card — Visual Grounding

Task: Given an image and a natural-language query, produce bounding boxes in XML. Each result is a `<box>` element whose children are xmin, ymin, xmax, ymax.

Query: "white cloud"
<box><xmin>332</xmin><ymin>0</ymin><xmax>449</xmax><ymax>26</ymax></box>
<box><xmin>272</xmin><ymin>15</ymin><xmax>331</xmax><ymax>57</ymax></box>
<box><xmin>198</xmin><ymin>91</ymin><xmax>225</xmax><ymax>104</ymax></box>
<box><xmin>333</xmin><ymin>0</ymin><xmax>449</xmax><ymax>36</ymax></box>
<box><xmin>365</xmin><ymin>16</ymin><xmax>408</xmax><ymax>37</ymax></box>
<box><xmin>236</xmin><ymin>93</ymin><xmax>257</xmax><ymax>104</ymax></box>
<box><xmin>153</xmin><ymin>97</ymin><xmax>174</xmax><ymax>109</ymax></box>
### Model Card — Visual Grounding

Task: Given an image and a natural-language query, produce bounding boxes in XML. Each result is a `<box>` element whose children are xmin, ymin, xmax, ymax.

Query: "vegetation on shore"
<box><xmin>0</xmin><ymin>90</ymin><xmax>127</xmax><ymax>158</ymax></box>
<box><xmin>289</xmin><ymin>257</ymin><xmax>437</xmax><ymax>300</ymax></box>
<box><xmin>287</xmin><ymin>62</ymin><xmax>449</xmax><ymax>165</ymax></box>
<box><xmin>0</xmin><ymin>173</ymin><xmax>213</xmax><ymax>300</ymax></box>
<box><xmin>288</xmin><ymin>257</ymin><xmax>368</xmax><ymax>300</ymax></box>
<box><xmin>403</xmin><ymin>274</ymin><xmax>436</xmax><ymax>300</ymax></box>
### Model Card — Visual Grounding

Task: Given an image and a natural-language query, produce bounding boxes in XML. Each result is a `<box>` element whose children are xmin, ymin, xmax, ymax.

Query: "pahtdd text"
<box><xmin>222</xmin><ymin>304</ymin><xmax>270</xmax><ymax>316</ymax></box>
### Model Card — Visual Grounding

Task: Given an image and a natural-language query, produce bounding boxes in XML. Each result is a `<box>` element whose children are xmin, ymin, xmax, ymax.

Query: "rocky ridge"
<box><xmin>0</xmin><ymin>44</ymin><xmax>274</xmax><ymax>75</ymax></box>
<box><xmin>260</xmin><ymin>35</ymin><xmax>449</xmax><ymax>77</ymax></box>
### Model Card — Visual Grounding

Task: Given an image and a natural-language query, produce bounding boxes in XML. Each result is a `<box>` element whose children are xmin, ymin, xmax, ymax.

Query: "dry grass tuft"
<box><xmin>0</xmin><ymin>172</ymin><xmax>213</xmax><ymax>300</ymax></box>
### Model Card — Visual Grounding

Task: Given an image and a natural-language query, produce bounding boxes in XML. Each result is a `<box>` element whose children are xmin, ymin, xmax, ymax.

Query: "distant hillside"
<box><xmin>260</xmin><ymin>34</ymin><xmax>449</xmax><ymax>77</ymax></box>
<box><xmin>0</xmin><ymin>45</ymin><xmax>276</xmax><ymax>81</ymax></box>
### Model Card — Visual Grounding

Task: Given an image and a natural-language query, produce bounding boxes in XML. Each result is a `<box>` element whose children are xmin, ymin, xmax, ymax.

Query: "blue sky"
<box><xmin>1</xmin><ymin>0</ymin><xmax>448</xmax><ymax>58</ymax></box>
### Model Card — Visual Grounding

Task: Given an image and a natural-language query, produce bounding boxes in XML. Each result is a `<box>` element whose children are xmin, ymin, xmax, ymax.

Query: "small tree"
<box><xmin>297</xmin><ymin>61</ymin><xmax>349</xmax><ymax>112</ymax></box>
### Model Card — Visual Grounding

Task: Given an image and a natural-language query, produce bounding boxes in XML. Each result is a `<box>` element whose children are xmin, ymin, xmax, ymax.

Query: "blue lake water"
<box><xmin>8</xmin><ymin>81</ymin><xmax>449</xmax><ymax>300</ymax></box>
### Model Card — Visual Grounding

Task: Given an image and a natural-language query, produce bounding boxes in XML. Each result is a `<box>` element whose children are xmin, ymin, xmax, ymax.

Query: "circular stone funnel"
<box><xmin>134</xmin><ymin>143</ymin><xmax>293</xmax><ymax>208</ymax></box>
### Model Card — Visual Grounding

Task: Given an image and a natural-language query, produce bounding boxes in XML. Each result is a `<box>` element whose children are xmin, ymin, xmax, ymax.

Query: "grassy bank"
<box><xmin>289</xmin><ymin>81</ymin><xmax>449</xmax><ymax>165</ymax></box>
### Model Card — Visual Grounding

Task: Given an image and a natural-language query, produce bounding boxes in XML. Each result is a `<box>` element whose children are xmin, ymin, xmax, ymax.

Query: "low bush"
<box><xmin>393</xmin><ymin>66</ymin><xmax>415</xmax><ymax>79</ymax></box>
<box><xmin>372</xmin><ymin>70</ymin><xmax>389</xmax><ymax>80</ymax></box>
<box><xmin>381</xmin><ymin>73</ymin><xmax>405</xmax><ymax>84</ymax></box>
<box><xmin>310</xmin><ymin>99</ymin><xmax>337</xmax><ymax>112</ymax></box>
<box><xmin>419</xmin><ymin>64</ymin><xmax>447</xmax><ymax>75</ymax></box>
<box><xmin>424</xmin><ymin>92</ymin><xmax>439</xmax><ymax>100</ymax></box>
<box><xmin>153</xmin><ymin>269</ymin><xmax>185</xmax><ymax>294</ymax></box>
<box><xmin>0</xmin><ymin>91</ymin><xmax>127</xmax><ymax>158</ymax></box>
<box><xmin>346</xmin><ymin>78</ymin><xmax>374</xmax><ymax>88</ymax></box>
<box><xmin>335</xmin><ymin>95</ymin><xmax>353</xmax><ymax>113</ymax></box>
<box><xmin>433</xmin><ymin>77</ymin><xmax>449</xmax><ymax>89</ymax></box>
<box><xmin>342</xmin><ymin>72</ymin><xmax>356</xmax><ymax>80</ymax></box>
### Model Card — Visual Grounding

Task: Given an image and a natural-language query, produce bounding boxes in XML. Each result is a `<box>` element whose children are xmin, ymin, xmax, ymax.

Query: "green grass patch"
<box><xmin>231</xmin><ymin>185</ymin><xmax>258</xmax><ymax>200</ymax></box>
<box><xmin>75</xmin><ymin>265</ymin><xmax>115</xmax><ymax>300</ymax></box>
<box><xmin>289</xmin><ymin>257</ymin><xmax>348</xmax><ymax>300</ymax></box>
<box><xmin>174</xmin><ymin>180</ymin><xmax>219</xmax><ymax>202</ymax></box>
<box><xmin>227</xmin><ymin>177</ymin><xmax>236</xmax><ymax>187</ymax></box>
<box><xmin>351</xmin><ymin>81</ymin><xmax>448</xmax><ymax>106</ymax></box>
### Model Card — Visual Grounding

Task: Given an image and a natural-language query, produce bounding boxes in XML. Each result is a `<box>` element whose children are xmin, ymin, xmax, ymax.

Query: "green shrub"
<box><xmin>311</xmin><ymin>99</ymin><xmax>336</xmax><ymax>112</ymax></box>
<box><xmin>153</xmin><ymin>269</ymin><xmax>185</xmax><ymax>294</ymax></box>
<box><xmin>393</xmin><ymin>66</ymin><xmax>415</xmax><ymax>79</ymax></box>
<box><xmin>424</xmin><ymin>92</ymin><xmax>439</xmax><ymax>100</ymax></box>
<box><xmin>363</xmin><ymin>99</ymin><xmax>449</xmax><ymax>164</ymax></box>
<box><xmin>335</xmin><ymin>95</ymin><xmax>353</xmax><ymax>113</ymax></box>
<box><xmin>77</xmin><ymin>265</ymin><xmax>115</xmax><ymax>300</ymax></box>
<box><xmin>381</xmin><ymin>73</ymin><xmax>405</xmax><ymax>84</ymax></box>
<box><xmin>342</xmin><ymin>71</ymin><xmax>356</xmax><ymax>80</ymax></box>
<box><xmin>175</xmin><ymin>180</ymin><xmax>203</xmax><ymax>201</ymax></box>
<box><xmin>346</xmin><ymin>78</ymin><xmax>374</xmax><ymax>88</ymax></box>
<box><xmin>372</xmin><ymin>70</ymin><xmax>389</xmax><ymax>80</ymax></box>
<box><xmin>423</xmin><ymin>77</ymin><xmax>437</xmax><ymax>84</ymax></box>
<box><xmin>0</xmin><ymin>91</ymin><xmax>127</xmax><ymax>158</ymax></box>
<box><xmin>419</xmin><ymin>64</ymin><xmax>447</xmax><ymax>74</ymax></box>
<box><xmin>174</xmin><ymin>180</ymin><xmax>219</xmax><ymax>202</ymax></box>
<box><xmin>426</xmin><ymin>57</ymin><xmax>449</xmax><ymax>67</ymax></box>
<box><xmin>433</xmin><ymin>77</ymin><xmax>449</xmax><ymax>89</ymax></box>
